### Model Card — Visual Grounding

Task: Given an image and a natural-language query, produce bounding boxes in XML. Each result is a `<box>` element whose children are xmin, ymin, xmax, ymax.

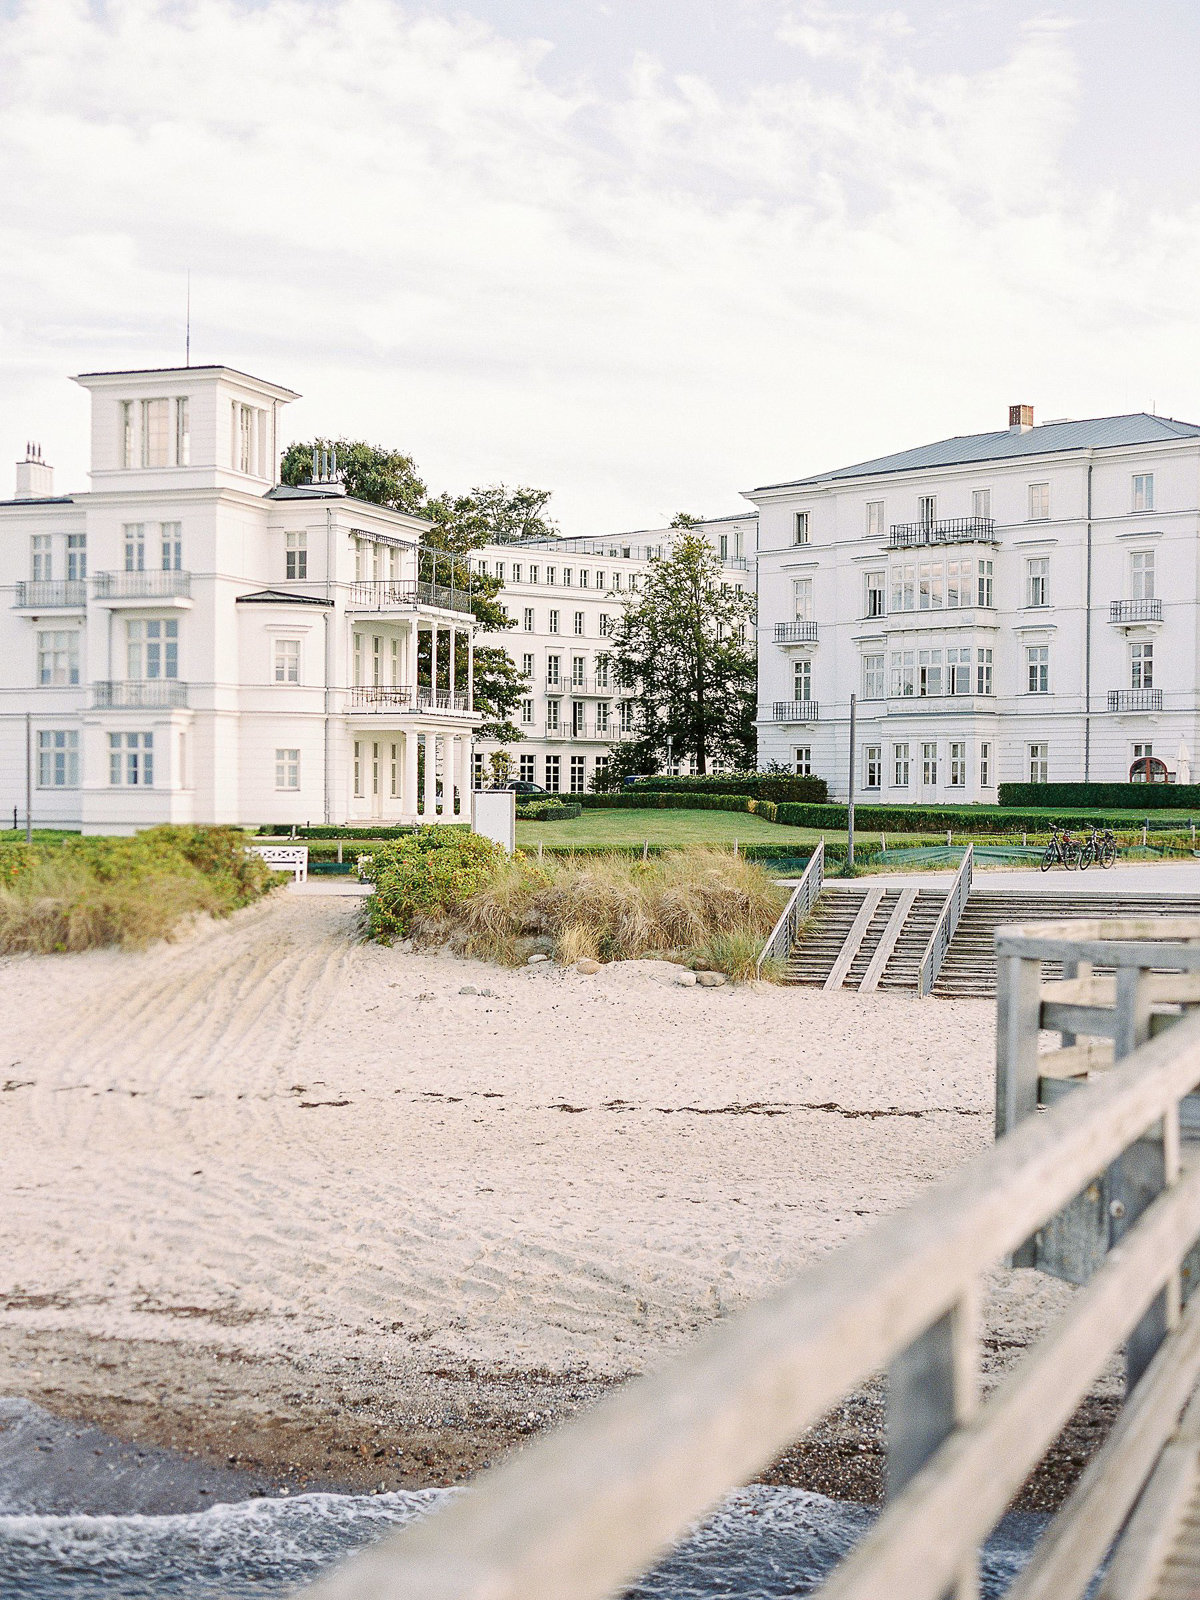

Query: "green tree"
<box><xmin>609</xmin><ymin>531</ymin><xmax>757</xmax><ymax>774</ymax></box>
<box><xmin>670</xmin><ymin>511</ymin><xmax>702</xmax><ymax>529</ymax></box>
<box><xmin>280</xmin><ymin>438</ymin><xmax>426</xmax><ymax>513</ymax></box>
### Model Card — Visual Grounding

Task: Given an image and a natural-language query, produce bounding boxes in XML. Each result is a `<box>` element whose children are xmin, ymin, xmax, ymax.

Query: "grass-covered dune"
<box><xmin>0</xmin><ymin>826</ymin><xmax>282</xmax><ymax>954</ymax></box>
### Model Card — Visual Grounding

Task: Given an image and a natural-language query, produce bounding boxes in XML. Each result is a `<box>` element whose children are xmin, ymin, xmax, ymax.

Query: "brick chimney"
<box><xmin>1008</xmin><ymin>404</ymin><xmax>1034</xmax><ymax>431</ymax></box>
<box><xmin>14</xmin><ymin>441</ymin><xmax>54</xmax><ymax>499</ymax></box>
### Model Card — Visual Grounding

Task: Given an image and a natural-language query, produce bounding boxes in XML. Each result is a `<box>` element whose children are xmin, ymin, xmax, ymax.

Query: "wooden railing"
<box><xmin>757</xmin><ymin>835</ymin><xmax>823</xmax><ymax>986</ymax></box>
<box><xmin>917</xmin><ymin>842</ymin><xmax>972</xmax><ymax>995</ymax></box>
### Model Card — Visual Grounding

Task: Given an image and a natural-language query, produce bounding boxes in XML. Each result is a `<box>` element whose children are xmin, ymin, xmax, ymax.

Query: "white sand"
<box><xmin>0</xmin><ymin>892</ymin><xmax>1047</xmax><ymax>1383</ymax></box>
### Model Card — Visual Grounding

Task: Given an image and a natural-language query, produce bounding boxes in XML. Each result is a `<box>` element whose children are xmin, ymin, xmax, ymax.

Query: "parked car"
<box><xmin>498</xmin><ymin>780</ymin><xmax>548</xmax><ymax>795</ymax></box>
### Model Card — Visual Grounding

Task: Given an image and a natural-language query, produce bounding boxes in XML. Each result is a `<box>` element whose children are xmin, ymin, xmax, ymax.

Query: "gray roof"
<box><xmin>235</xmin><ymin>589</ymin><xmax>333</xmax><ymax>607</ymax></box>
<box><xmin>757</xmin><ymin>413</ymin><xmax>1200</xmax><ymax>491</ymax></box>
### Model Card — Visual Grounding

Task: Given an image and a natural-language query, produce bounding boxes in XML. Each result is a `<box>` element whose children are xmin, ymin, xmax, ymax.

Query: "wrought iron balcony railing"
<box><xmin>1108</xmin><ymin>688</ymin><xmax>1163</xmax><ymax>712</ymax></box>
<box><xmin>94</xmin><ymin>570</ymin><xmax>192</xmax><ymax>600</ymax></box>
<box><xmin>416</xmin><ymin>686</ymin><xmax>471</xmax><ymax>711</ymax></box>
<box><xmin>93</xmin><ymin>679</ymin><xmax>188</xmax><ymax>708</ymax></box>
<box><xmin>772</xmin><ymin>700</ymin><xmax>819</xmax><ymax>722</ymax></box>
<box><xmin>775</xmin><ymin>620</ymin><xmax>818</xmax><ymax>644</ymax></box>
<box><xmin>887</xmin><ymin>517</ymin><xmax>997</xmax><ymax>548</ymax></box>
<box><xmin>348</xmin><ymin>579</ymin><xmax>474</xmax><ymax>616</ymax></box>
<box><xmin>1109</xmin><ymin>599</ymin><xmax>1163</xmax><ymax>624</ymax></box>
<box><xmin>348</xmin><ymin>684</ymin><xmax>471</xmax><ymax>711</ymax></box>
<box><xmin>14</xmin><ymin>579</ymin><xmax>87</xmax><ymax>608</ymax></box>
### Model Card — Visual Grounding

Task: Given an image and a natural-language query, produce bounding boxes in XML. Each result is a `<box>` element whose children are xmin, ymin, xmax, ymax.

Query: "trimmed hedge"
<box><xmin>771</xmin><ymin>802</ymin><xmax>1186</xmax><ymax>835</ymax></box>
<box><xmin>635</xmin><ymin>773</ymin><xmax>829</xmax><ymax>804</ymax></box>
<box><xmin>257</xmin><ymin>823</ymin><xmax>422</xmax><ymax>839</ymax></box>
<box><xmin>999</xmin><ymin>783</ymin><xmax>1200</xmax><ymax>811</ymax></box>
<box><xmin>517</xmin><ymin>801</ymin><xmax>583</xmax><ymax>821</ymax></box>
<box><xmin>568</xmin><ymin>792</ymin><xmax>778</xmax><ymax>821</ymax></box>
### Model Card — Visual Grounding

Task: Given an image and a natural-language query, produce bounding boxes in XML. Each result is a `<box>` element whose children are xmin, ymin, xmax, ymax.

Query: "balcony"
<box><xmin>13</xmin><ymin>579</ymin><xmax>87</xmax><ymax>609</ymax></box>
<box><xmin>348</xmin><ymin>579</ymin><xmax>474</xmax><ymax>615</ymax></box>
<box><xmin>775</xmin><ymin>620</ymin><xmax>818</xmax><ymax>645</ymax></box>
<box><xmin>1108</xmin><ymin>689</ymin><xmax>1163</xmax><ymax>712</ymax></box>
<box><xmin>94</xmin><ymin>570</ymin><xmax>192</xmax><ymax>601</ymax></box>
<box><xmin>93</xmin><ymin>679</ymin><xmax>188</xmax><ymax>709</ymax></box>
<box><xmin>348</xmin><ymin>685</ymin><xmax>472</xmax><ymax>713</ymax></box>
<box><xmin>772</xmin><ymin>700</ymin><xmax>819</xmax><ymax>722</ymax></box>
<box><xmin>887</xmin><ymin>517</ymin><xmax>997</xmax><ymax>548</ymax></box>
<box><xmin>1109</xmin><ymin>599</ymin><xmax>1163</xmax><ymax>625</ymax></box>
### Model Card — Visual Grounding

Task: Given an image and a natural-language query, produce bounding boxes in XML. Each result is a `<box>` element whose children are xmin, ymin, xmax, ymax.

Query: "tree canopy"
<box><xmin>607</xmin><ymin>531</ymin><xmax>757</xmax><ymax>775</ymax></box>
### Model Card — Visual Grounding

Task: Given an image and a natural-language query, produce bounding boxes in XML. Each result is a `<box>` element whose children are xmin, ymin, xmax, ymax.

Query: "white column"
<box><xmin>422</xmin><ymin>731</ymin><xmax>437</xmax><ymax>819</ymax></box>
<box><xmin>457</xmin><ymin>732</ymin><xmax>472</xmax><ymax>811</ymax></box>
<box><xmin>467</xmin><ymin>631</ymin><xmax>474</xmax><ymax>711</ymax></box>
<box><xmin>449</xmin><ymin>627</ymin><xmax>458</xmax><ymax>707</ymax></box>
<box><xmin>404</xmin><ymin>728</ymin><xmax>418</xmax><ymax>818</ymax></box>
<box><xmin>405</xmin><ymin>621</ymin><xmax>417</xmax><ymax>697</ymax></box>
<box><xmin>430</xmin><ymin>624</ymin><xmax>439</xmax><ymax>706</ymax></box>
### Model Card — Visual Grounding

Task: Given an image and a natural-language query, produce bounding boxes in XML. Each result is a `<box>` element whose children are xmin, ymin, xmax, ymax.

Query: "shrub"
<box><xmin>999</xmin><ymin>782</ymin><xmax>1200</xmax><ymax>812</ymax></box>
<box><xmin>363</xmin><ymin>826</ymin><xmax>508</xmax><ymax>942</ymax></box>
<box><xmin>636</xmin><ymin>773</ymin><xmax>829</xmax><ymax>803</ymax></box>
<box><xmin>516</xmin><ymin>801</ymin><xmax>583</xmax><ymax>821</ymax></box>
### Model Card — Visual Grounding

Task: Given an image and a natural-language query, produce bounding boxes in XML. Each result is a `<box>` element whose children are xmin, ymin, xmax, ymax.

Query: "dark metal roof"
<box><xmin>235</xmin><ymin>589</ymin><xmax>333</xmax><ymax>607</ymax></box>
<box><xmin>0</xmin><ymin>495</ymin><xmax>75</xmax><ymax>507</ymax></box>
<box><xmin>756</xmin><ymin>413</ymin><xmax>1200</xmax><ymax>491</ymax></box>
<box><xmin>264</xmin><ymin>483</ymin><xmax>346</xmax><ymax>500</ymax></box>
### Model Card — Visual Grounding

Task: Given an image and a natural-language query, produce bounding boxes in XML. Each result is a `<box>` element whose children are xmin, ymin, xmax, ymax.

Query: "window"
<box><xmin>161</xmin><ymin>522</ymin><xmax>182</xmax><ymax>571</ymax></box>
<box><xmin>512</xmin><ymin>563</ymin><xmax>523</xmax><ymax>582</ymax></box>
<box><xmin>67</xmin><ymin>534</ymin><xmax>86</xmax><ymax>580</ymax></box>
<box><xmin>121</xmin><ymin>401</ymin><xmax>135</xmax><ymax>468</ymax></box>
<box><xmin>127</xmin><ymin>618</ymin><xmax>178</xmax><ymax>679</ymax></box>
<box><xmin>792</xmin><ymin>578</ymin><xmax>813</xmax><ymax>620</ymax></box>
<box><xmin>893</xmin><ymin>743</ymin><xmax>910</xmax><ymax>787</ymax></box>
<box><xmin>918</xmin><ymin>561</ymin><xmax>944</xmax><ymax>610</ymax></box>
<box><xmin>140</xmin><ymin>398</ymin><xmax>169</xmax><ymax>467</ymax></box>
<box><xmin>546</xmin><ymin>699</ymin><xmax>560</xmax><ymax>732</ymax></box>
<box><xmin>286</xmin><ymin>531</ymin><xmax>307</xmax><ymax>580</ymax></box>
<box><xmin>1026</xmin><ymin>557</ymin><xmax>1049</xmax><ymax>607</ymax></box>
<box><xmin>612</xmin><ymin>572</ymin><xmax>622</xmax><ymax>591</ymax></box>
<box><xmin>594</xmin><ymin>754</ymin><xmax>610</xmax><ymax>782</ymax></box>
<box><xmin>545</xmin><ymin>754</ymin><xmax>561</xmax><ymax>792</ymax></box>
<box><xmin>945</xmin><ymin>557</ymin><xmax>972</xmax><ymax>608</ymax></box>
<box><xmin>864</xmin><ymin>571</ymin><xmax>885</xmax><ymax>618</ymax></box>
<box><xmin>1132</xmin><ymin>472</ymin><xmax>1154</xmax><ymax>512</ymax></box>
<box><xmin>523</xmin><ymin>607</ymin><xmax>535</xmax><ymax>631</ymax></box>
<box><xmin>109</xmin><ymin>731</ymin><xmax>153</xmax><ymax>787</ymax></box>
<box><xmin>275</xmin><ymin>748</ymin><xmax>300</xmax><ymax>790</ymax></box>
<box><xmin>976</xmin><ymin>648</ymin><xmax>993</xmax><ymax>696</ymax></box>
<box><xmin>571</xmin><ymin>700</ymin><xmax>585</xmax><ymax>736</ymax></box>
<box><xmin>980</xmin><ymin>742</ymin><xmax>992</xmax><ymax>788</ymax></box>
<box><xmin>548</xmin><ymin>608</ymin><xmax>560</xmax><ymax>632</ymax></box>
<box><xmin>123</xmin><ymin>523</ymin><xmax>145</xmax><ymax>572</ymax></box>
<box><xmin>353</xmin><ymin>634</ymin><xmax>364</xmax><ymax>685</ymax></box>
<box><xmin>574</xmin><ymin>611</ymin><xmax>585</xmax><ymax>636</ymax></box>
<box><xmin>1029</xmin><ymin>743</ymin><xmax>1049</xmax><ymax>784</ymax></box>
<box><xmin>496</xmin><ymin>563</ymin><xmax>506</xmax><ymax>583</ymax></box>
<box><xmin>546</xmin><ymin>653</ymin><xmax>561</xmax><ymax>687</ymax></box>
<box><xmin>1028</xmin><ymin>482</ymin><xmax>1050</xmax><ymax>521</ymax></box>
<box><xmin>175</xmin><ymin>398</ymin><xmax>190</xmax><ymax>466</ymax></box>
<box><xmin>972</xmin><ymin>488</ymin><xmax>991</xmax><ymax>520</ymax></box>
<box><xmin>37</xmin><ymin>630</ymin><xmax>79</xmax><ymax>686</ymax></box>
<box><xmin>570</xmin><ymin>755</ymin><xmax>587</xmax><ymax>792</ymax></box>
<box><xmin>793</xmin><ymin>658</ymin><xmax>812</xmax><ymax>702</ymax></box>
<box><xmin>949</xmin><ymin>742</ymin><xmax>966</xmax><ymax>787</ymax></box>
<box><xmin>1026</xmin><ymin>644</ymin><xmax>1049</xmax><ymax>694</ymax></box>
<box><xmin>891</xmin><ymin>563</ymin><xmax>916</xmax><ymax>612</ymax></box>
<box><xmin>793</xmin><ymin>511</ymin><xmax>809</xmax><ymax>545</ymax></box>
<box><xmin>620</xmin><ymin>700</ymin><xmax>634</xmax><ymax>734</ymax></box>
<box><xmin>862</xmin><ymin>653</ymin><xmax>884</xmax><ymax>699</ymax></box>
<box><xmin>546</xmin><ymin>566</ymin><xmax>557</xmax><ymax>586</ymax></box>
<box><xmin>274</xmin><ymin>638</ymin><xmax>300</xmax><ymax>683</ymax></box>
<box><xmin>918</xmin><ymin>494</ymin><xmax>937</xmax><ymax>526</ymax></box>
<box><xmin>1131</xmin><ymin>551</ymin><xmax>1155</xmax><ymax>601</ymax></box>
<box><xmin>595</xmin><ymin>570</ymin><xmax>605</xmax><ymax>590</ymax></box>
<box><xmin>580</xmin><ymin>570</ymin><xmax>589</xmax><ymax>589</ymax></box>
<box><xmin>921</xmin><ymin>742</ymin><xmax>938</xmax><ymax>785</ymax></box>
<box><xmin>977</xmin><ymin>559</ymin><xmax>993</xmax><ymax>607</ymax></box>
<box><xmin>793</xmin><ymin>746</ymin><xmax>812</xmax><ymax>777</ymax></box>
<box><xmin>353</xmin><ymin>740</ymin><xmax>364</xmax><ymax>798</ymax></box>
<box><xmin>864</xmin><ymin>745</ymin><xmax>882</xmax><ymax>789</ymax></box>
<box><xmin>522</xmin><ymin>652</ymin><xmax>534</xmax><ymax>676</ymax></box>
<box><xmin>563</xmin><ymin>568</ymin><xmax>573</xmax><ymax>587</ymax></box>
<box><xmin>596</xmin><ymin>656</ymin><xmax>611</xmax><ymax>689</ymax></box>
<box><xmin>30</xmin><ymin>534</ymin><xmax>53</xmax><ymax>581</ymax></box>
<box><xmin>529</xmin><ymin>564</ymin><xmax>540</xmax><ymax>584</ymax></box>
<box><xmin>571</xmin><ymin>656</ymin><xmax>585</xmax><ymax>687</ymax></box>
<box><xmin>918</xmin><ymin>648</ymin><xmax>942</xmax><ymax>697</ymax></box>
<box><xmin>371</xmin><ymin>634</ymin><xmax>383</xmax><ymax>686</ymax></box>
<box><xmin>521</xmin><ymin>698</ymin><xmax>534</xmax><ymax>724</ymax></box>
<box><xmin>519</xmin><ymin>754</ymin><xmax>536</xmax><ymax>783</ymax></box>
<box><xmin>1132</xmin><ymin>642</ymin><xmax>1154</xmax><ymax>689</ymax></box>
<box><xmin>865</xmin><ymin>501</ymin><xmax>884</xmax><ymax>538</ymax></box>
<box><xmin>38</xmin><ymin>729</ymin><xmax>79</xmax><ymax>787</ymax></box>
<box><xmin>890</xmin><ymin>649</ymin><xmax>915</xmax><ymax>698</ymax></box>
<box><xmin>236</xmin><ymin>404</ymin><xmax>254</xmax><ymax>473</ymax></box>
<box><xmin>596</xmin><ymin>701</ymin><xmax>610</xmax><ymax>734</ymax></box>
<box><xmin>947</xmin><ymin>647</ymin><xmax>972</xmax><ymax>695</ymax></box>
<box><xmin>1133</xmin><ymin>742</ymin><xmax>1154</xmax><ymax>767</ymax></box>
<box><xmin>599</xmin><ymin>613</ymin><xmax>614</xmax><ymax>638</ymax></box>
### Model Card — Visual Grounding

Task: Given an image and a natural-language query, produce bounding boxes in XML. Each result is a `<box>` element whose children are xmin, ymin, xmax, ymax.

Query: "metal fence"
<box><xmin>755</xmin><ymin>837</ymin><xmax>823</xmax><ymax>977</ymax></box>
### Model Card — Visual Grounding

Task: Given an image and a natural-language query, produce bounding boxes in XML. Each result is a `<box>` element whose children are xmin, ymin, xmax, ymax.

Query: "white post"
<box><xmin>404</xmin><ymin>729</ymin><xmax>418</xmax><ymax>819</ymax></box>
<box><xmin>467</xmin><ymin>631</ymin><xmax>475</xmax><ymax>711</ymax></box>
<box><xmin>430</xmin><ymin>624</ymin><xmax>439</xmax><ymax>706</ymax></box>
<box><xmin>449</xmin><ymin>627</ymin><xmax>458</xmax><ymax>707</ymax></box>
<box><xmin>422</xmin><ymin>731</ymin><xmax>437</xmax><ymax>820</ymax></box>
<box><xmin>457</xmin><ymin>733</ymin><xmax>471</xmax><ymax>812</ymax></box>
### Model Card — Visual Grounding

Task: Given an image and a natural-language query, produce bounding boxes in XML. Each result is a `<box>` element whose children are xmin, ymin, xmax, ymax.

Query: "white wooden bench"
<box><xmin>250</xmin><ymin>844</ymin><xmax>309</xmax><ymax>884</ymax></box>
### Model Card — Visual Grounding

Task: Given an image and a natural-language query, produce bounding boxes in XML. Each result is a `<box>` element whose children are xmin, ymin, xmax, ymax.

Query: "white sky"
<box><xmin>3</xmin><ymin>0</ymin><xmax>1200</xmax><ymax>532</ymax></box>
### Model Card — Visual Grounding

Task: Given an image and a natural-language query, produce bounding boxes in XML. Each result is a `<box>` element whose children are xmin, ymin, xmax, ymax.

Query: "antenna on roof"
<box><xmin>185</xmin><ymin>270</ymin><xmax>191</xmax><ymax>367</ymax></box>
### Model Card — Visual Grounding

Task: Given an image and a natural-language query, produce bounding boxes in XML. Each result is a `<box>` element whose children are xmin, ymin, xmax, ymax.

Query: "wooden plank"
<box><xmin>860</xmin><ymin>887</ymin><xmax>918</xmax><ymax>994</ymax></box>
<box><xmin>299</xmin><ymin>1018</ymin><xmax>1200</xmax><ymax>1600</ymax></box>
<box><xmin>1096</xmin><ymin>1443</ymin><xmax>1198</xmax><ymax>1600</ymax></box>
<box><xmin>995</xmin><ymin>928</ymin><xmax>1200</xmax><ymax>969</ymax></box>
<box><xmin>1041</xmin><ymin>1001</ymin><xmax>1121</xmax><ymax>1039</ymax></box>
<box><xmin>1004</xmin><ymin>1285</ymin><xmax>1200</xmax><ymax>1600</ymax></box>
<box><xmin>1038</xmin><ymin>1041</ymin><xmax>1115</xmax><ymax>1079</ymax></box>
<box><xmin>824</xmin><ymin>887</ymin><xmax>885</xmax><ymax>991</ymax></box>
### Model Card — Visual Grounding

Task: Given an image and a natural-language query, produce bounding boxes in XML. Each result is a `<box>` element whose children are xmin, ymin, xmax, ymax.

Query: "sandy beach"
<box><xmin>0</xmin><ymin>889</ymin><xmax>1098</xmax><ymax>1508</ymax></box>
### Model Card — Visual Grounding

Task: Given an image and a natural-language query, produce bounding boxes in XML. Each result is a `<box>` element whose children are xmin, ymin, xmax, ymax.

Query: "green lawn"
<box><xmin>515</xmin><ymin>809</ymin><xmax>828</xmax><ymax>849</ymax></box>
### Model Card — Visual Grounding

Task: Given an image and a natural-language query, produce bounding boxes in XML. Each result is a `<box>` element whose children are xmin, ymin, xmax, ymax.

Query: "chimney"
<box><xmin>1008</xmin><ymin>404</ymin><xmax>1034</xmax><ymax>432</ymax></box>
<box><xmin>14</xmin><ymin>441</ymin><xmax>54</xmax><ymax>500</ymax></box>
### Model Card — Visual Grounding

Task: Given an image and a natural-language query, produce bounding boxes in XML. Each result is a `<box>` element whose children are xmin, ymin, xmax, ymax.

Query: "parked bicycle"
<box><xmin>1078</xmin><ymin>826</ymin><xmax>1117</xmax><ymax>870</ymax></box>
<box><xmin>1041</xmin><ymin>823</ymin><xmax>1081</xmax><ymax>871</ymax></box>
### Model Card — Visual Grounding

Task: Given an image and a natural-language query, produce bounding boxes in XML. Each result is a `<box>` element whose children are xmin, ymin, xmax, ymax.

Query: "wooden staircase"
<box><xmin>784</xmin><ymin>885</ymin><xmax>947</xmax><ymax>993</ymax></box>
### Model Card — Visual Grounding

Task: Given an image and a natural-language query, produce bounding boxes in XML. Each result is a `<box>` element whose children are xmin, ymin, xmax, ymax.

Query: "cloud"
<box><xmin>1</xmin><ymin>1</ymin><xmax>1198</xmax><ymax>529</ymax></box>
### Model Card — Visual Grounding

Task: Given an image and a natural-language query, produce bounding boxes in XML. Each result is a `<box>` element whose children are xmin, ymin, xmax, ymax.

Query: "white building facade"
<box><xmin>473</xmin><ymin>514</ymin><xmax>757</xmax><ymax>791</ymax></box>
<box><xmin>752</xmin><ymin>407</ymin><xmax>1200</xmax><ymax>801</ymax></box>
<box><xmin>0</xmin><ymin>365</ymin><xmax>479</xmax><ymax>833</ymax></box>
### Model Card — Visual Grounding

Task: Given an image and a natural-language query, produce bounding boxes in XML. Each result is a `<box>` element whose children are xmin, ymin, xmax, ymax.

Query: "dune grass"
<box><xmin>0</xmin><ymin>826</ymin><xmax>282</xmax><ymax>954</ymax></box>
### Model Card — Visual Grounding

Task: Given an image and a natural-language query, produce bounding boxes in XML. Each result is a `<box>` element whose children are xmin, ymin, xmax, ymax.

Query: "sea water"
<box><xmin>0</xmin><ymin>1482</ymin><xmax>1048</xmax><ymax>1598</ymax></box>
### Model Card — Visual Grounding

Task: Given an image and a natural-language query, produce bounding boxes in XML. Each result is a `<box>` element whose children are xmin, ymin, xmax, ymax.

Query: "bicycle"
<box><xmin>1041</xmin><ymin>823</ymin><xmax>1081</xmax><ymax>871</ymax></box>
<box><xmin>1077</xmin><ymin>826</ymin><xmax>1117</xmax><ymax>871</ymax></box>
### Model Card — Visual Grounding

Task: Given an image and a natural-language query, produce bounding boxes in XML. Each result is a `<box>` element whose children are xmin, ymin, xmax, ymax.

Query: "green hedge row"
<box><xmin>999</xmin><ymin>783</ymin><xmax>1200</xmax><ymax>811</ymax></box>
<box><xmin>770</xmin><ymin>802</ymin><xmax>1190</xmax><ymax>834</ymax></box>
<box><xmin>634</xmin><ymin>773</ymin><xmax>830</xmax><ymax>803</ymax></box>
<box><xmin>517</xmin><ymin>801</ymin><xmax>583</xmax><ymax>821</ymax></box>
<box><xmin>570</xmin><ymin>792</ymin><xmax>778</xmax><ymax>820</ymax></box>
<box><xmin>257</xmin><ymin>823</ymin><xmax>420</xmax><ymax>839</ymax></box>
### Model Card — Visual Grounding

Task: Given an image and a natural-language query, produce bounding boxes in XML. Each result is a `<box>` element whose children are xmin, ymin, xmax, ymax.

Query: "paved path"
<box><xmin>820</xmin><ymin>861</ymin><xmax>1200</xmax><ymax>895</ymax></box>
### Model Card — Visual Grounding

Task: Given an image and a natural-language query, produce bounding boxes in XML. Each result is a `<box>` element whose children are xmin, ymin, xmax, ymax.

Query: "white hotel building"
<box><xmin>472</xmin><ymin>514</ymin><xmax>756</xmax><ymax>792</ymax></box>
<box><xmin>0</xmin><ymin>364</ymin><xmax>480</xmax><ymax>832</ymax></box>
<box><xmin>751</xmin><ymin>406</ymin><xmax>1200</xmax><ymax>801</ymax></box>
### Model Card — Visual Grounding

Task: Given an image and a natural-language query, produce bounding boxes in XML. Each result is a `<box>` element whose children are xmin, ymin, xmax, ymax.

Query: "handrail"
<box><xmin>755</xmin><ymin>836</ymin><xmax>823</xmax><ymax>977</ymax></box>
<box><xmin>299</xmin><ymin>994</ymin><xmax>1200</xmax><ymax>1600</ymax></box>
<box><xmin>917</xmin><ymin>841</ymin><xmax>972</xmax><ymax>995</ymax></box>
